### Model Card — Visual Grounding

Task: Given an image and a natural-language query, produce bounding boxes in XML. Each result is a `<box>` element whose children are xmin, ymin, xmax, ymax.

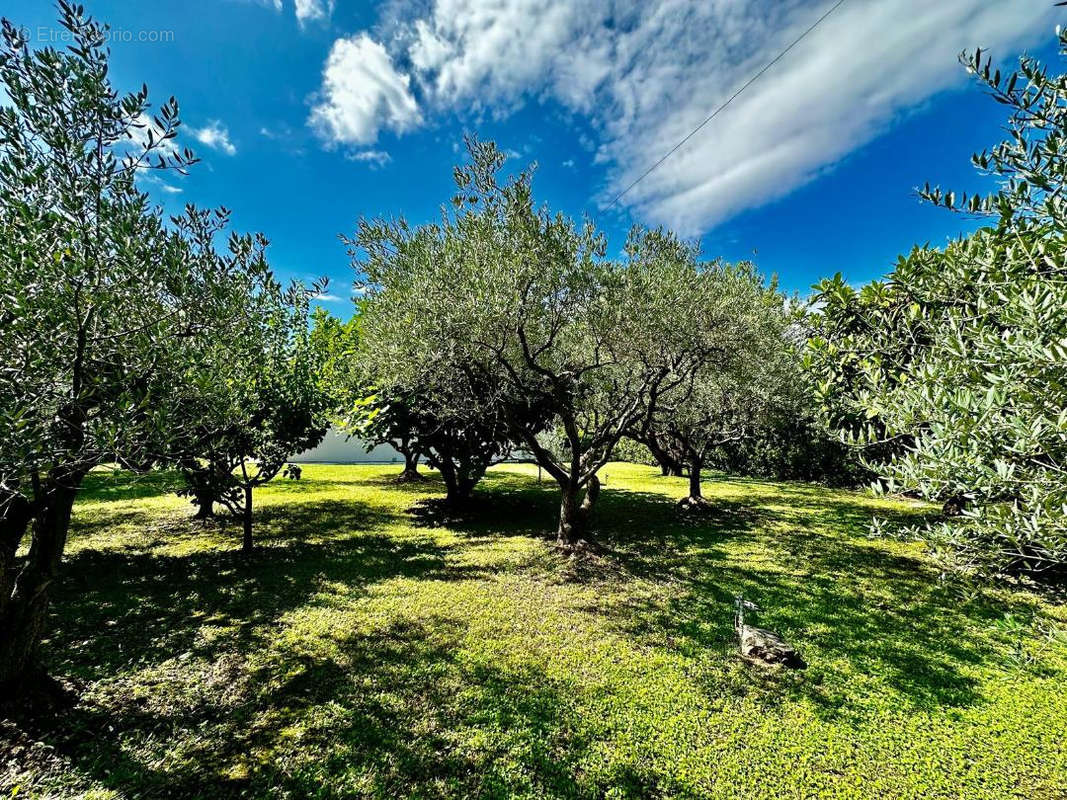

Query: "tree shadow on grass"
<box><xmin>15</xmin><ymin>616</ymin><xmax>604</xmax><ymax>799</ymax></box>
<box><xmin>7</xmin><ymin>467</ymin><xmax>1060</xmax><ymax>797</ymax></box>
<box><xmin>7</xmin><ymin>485</ymin><xmax>610</xmax><ymax>797</ymax></box>
<box><xmin>351</xmin><ymin>469</ymin><xmax>451</xmax><ymax>497</ymax></box>
<box><xmin>449</xmin><ymin>469</ymin><xmax>1037</xmax><ymax>720</ymax></box>
<box><xmin>45</xmin><ymin>500</ymin><xmax>496</xmax><ymax>682</ymax></box>
<box><xmin>406</xmin><ymin>471</ymin><xmax>564</xmax><ymax>540</ymax></box>
<box><xmin>578</xmin><ymin>485</ymin><xmax>1019</xmax><ymax>718</ymax></box>
<box><xmin>418</xmin><ymin>473</ymin><xmax>776</xmax><ymax>583</ymax></box>
<box><xmin>419</xmin><ymin>470</ymin><xmax>1056</xmax><ymax>720</ymax></box>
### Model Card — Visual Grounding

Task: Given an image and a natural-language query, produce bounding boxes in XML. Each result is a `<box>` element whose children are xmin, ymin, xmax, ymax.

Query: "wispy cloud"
<box><xmin>314</xmin><ymin>0</ymin><xmax>1055</xmax><ymax>236</ymax></box>
<box><xmin>295</xmin><ymin>0</ymin><xmax>333</xmax><ymax>27</ymax></box>
<box><xmin>347</xmin><ymin>149</ymin><xmax>392</xmax><ymax>168</ymax></box>
<box><xmin>313</xmin><ymin>292</ymin><xmax>344</xmax><ymax>302</ymax></box>
<box><xmin>191</xmin><ymin>121</ymin><xmax>237</xmax><ymax>156</ymax></box>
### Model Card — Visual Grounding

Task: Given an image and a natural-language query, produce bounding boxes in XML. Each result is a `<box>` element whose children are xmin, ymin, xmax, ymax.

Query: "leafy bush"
<box><xmin>705</xmin><ymin>414</ymin><xmax>869</xmax><ymax>486</ymax></box>
<box><xmin>805</xmin><ymin>33</ymin><xmax>1067</xmax><ymax>579</ymax></box>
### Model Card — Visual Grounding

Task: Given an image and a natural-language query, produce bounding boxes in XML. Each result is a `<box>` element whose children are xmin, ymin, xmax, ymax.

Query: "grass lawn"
<box><xmin>3</xmin><ymin>462</ymin><xmax>1066</xmax><ymax>799</ymax></box>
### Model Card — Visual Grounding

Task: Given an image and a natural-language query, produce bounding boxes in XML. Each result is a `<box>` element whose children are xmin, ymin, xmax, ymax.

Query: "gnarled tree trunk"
<box><xmin>0</xmin><ymin>491</ymin><xmax>35</xmax><ymax>614</ymax></box>
<box><xmin>435</xmin><ymin>454</ymin><xmax>485</xmax><ymax>508</ymax></box>
<box><xmin>396</xmin><ymin>448</ymin><xmax>423</xmax><ymax>483</ymax></box>
<box><xmin>677</xmin><ymin>451</ymin><xmax>710</xmax><ymax>512</ymax></box>
<box><xmin>444</xmin><ymin>475</ymin><xmax>478</xmax><ymax>507</ymax></box>
<box><xmin>556</xmin><ymin>475</ymin><xmax>600</xmax><ymax>548</ymax></box>
<box><xmin>646</xmin><ymin>435</ymin><xmax>685</xmax><ymax>477</ymax></box>
<box><xmin>192</xmin><ymin>488</ymin><xmax>216</xmax><ymax>519</ymax></box>
<box><xmin>0</xmin><ymin>472</ymin><xmax>81</xmax><ymax>694</ymax></box>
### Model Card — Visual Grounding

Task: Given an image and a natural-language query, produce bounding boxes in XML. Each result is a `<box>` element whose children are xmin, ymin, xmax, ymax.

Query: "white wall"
<box><xmin>291</xmin><ymin>427</ymin><xmax>410</xmax><ymax>464</ymax></box>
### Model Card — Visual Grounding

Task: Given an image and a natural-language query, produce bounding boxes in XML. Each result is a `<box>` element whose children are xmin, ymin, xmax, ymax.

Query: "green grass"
<box><xmin>4</xmin><ymin>463</ymin><xmax>1067</xmax><ymax>799</ymax></box>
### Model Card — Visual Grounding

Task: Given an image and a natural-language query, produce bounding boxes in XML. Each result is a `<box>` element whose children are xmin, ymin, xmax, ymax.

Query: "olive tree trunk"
<box><xmin>192</xmin><ymin>488</ymin><xmax>216</xmax><ymax>519</ymax></box>
<box><xmin>444</xmin><ymin>476</ymin><xmax>478</xmax><ymax>507</ymax></box>
<box><xmin>556</xmin><ymin>475</ymin><xmax>600</xmax><ymax>547</ymax></box>
<box><xmin>241</xmin><ymin>486</ymin><xmax>254</xmax><ymax>553</ymax></box>
<box><xmin>688</xmin><ymin>454</ymin><xmax>704</xmax><ymax>500</ymax></box>
<box><xmin>435</xmin><ymin>456</ymin><xmax>484</xmax><ymax>508</ymax></box>
<box><xmin>646</xmin><ymin>436</ymin><xmax>685</xmax><ymax>477</ymax></box>
<box><xmin>0</xmin><ymin>475</ymin><xmax>80</xmax><ymax>694</ymax></box>
<box><xmin>396</xmin><ymin>449</ymin><xmax>423</xmax><ymax>483</ymax></box>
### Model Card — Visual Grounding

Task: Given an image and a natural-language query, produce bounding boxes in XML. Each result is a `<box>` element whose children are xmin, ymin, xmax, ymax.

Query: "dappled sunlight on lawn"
<box><xmin>5</xmin><ymin>463</ymin><xmax>1066</xmax><ymax>799</ymax></box>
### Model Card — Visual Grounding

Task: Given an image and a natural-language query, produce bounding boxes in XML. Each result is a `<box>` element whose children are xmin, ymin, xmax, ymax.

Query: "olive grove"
<box><xmin>351</xmin><ymin>140</ymin><xmax>772</xmax><ymax>544</ymax></box>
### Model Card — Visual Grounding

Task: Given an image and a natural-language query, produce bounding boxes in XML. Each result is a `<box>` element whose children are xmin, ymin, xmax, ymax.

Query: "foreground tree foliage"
<box><xmin>806</xmin><ymin>34</ymin><xmax>1067</xmax><ymax>579</ymax></box>
<box><xmin>354</xmin><ymin>142</ymin><xmax>749</xmax><ymax>544</ymax></box>
<box><xmin>0</xmin><ymin>5</ymin><xmax>302</xmax><ymax>692</ymax></box>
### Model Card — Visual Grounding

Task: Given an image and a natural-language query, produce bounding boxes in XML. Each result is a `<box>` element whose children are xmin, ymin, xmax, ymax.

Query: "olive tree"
<box><xmin>0</xmin><ymin>4</ymin><xmax>296</xmax><ymax>691</ymax></box>
<box><xmin>643</xmin><ymin>264</ymin><xmax>802</xmax><ymax>508</ymax></box>
<box><xmin>396</xmin><ymin>375</ymin><xmax>520</xmax><ymax>507</ymax></box>
<box><xmin>311</xmin><ymin>309</ymin><xmax>432</xmax><ymax>482</ymax></box>
<box><xmin>176</xmin><ymin>236</ymin><xmax>327</xmax><ymax>551</ymax></box>
<box><xmin>353</xmin><ymin>141</ymin><xmax>734</xmax><ymax>546</ymax></box>
<box><xmin>805</xmin><ymin>33</ymin><xmax>1067</xmax><ymax>578</ymax></box>
<box><xmin>347</xmin><ymin>225</ymin><xmax>537</xmax><ymax>506</ymax></box>
<box><xmin>312</xmin><ymin>320</ymin><xmax>430</xmax><ymax>485</ymax></box>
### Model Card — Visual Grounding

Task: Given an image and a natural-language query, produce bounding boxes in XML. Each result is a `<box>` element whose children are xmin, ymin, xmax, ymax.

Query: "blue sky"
<box><xmin>5</xmin><ymin>0</ymin><xmax>1062</xmax><ymax>315</ymax></box>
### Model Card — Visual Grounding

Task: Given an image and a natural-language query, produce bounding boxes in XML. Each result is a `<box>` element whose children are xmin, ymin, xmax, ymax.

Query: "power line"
<box><xmin>607</xmin><ymin>0</ymin><xmax>848</xmax><ymax>210</ymax></box>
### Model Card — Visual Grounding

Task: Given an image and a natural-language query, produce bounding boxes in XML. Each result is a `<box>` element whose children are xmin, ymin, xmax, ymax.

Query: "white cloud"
<box><xmin>313</xmin><ymin>292</ymin><xmax>343</xmax><ymax>302</ymax></box>
<box><xmin>134</xmin><ymin>171</ymin><xmax>185</xmax><ymax>197</ymax></box>
<box><xmin>330</xmin><ymin>0</ymin><xmax>1055</xmax><ymax>236</ymax></box>
<box><xmin>259</xmin><ymin>123</ymin><xmax>297</xmax><ymax>141</ymax></box>
<box><xmin>191</xmin><ymin>121</ymin><xmax>237</xmax><ymax>156</ymax></box>
<box><xmin>347</xmin><ymin>149</ymin><xmax>393</xmax><ymax>167</ymax></box>
<box><xmin>309</xmin><ymin>34</ymin><xmax>422</xmax><ymax>147</ymax></box>
<box><xmin>239</xmin><ymin>0</ymin><xmax>282</xmax><ymax>11</ymax></box>
<box><xmin>295</xmin><ymin>0</ymin><xmax>333</xmax><ymax>26</ymax></box>
<box><xmin>562</xmin><ymin>158</ymin><xmax>575</xmax><ymax>169</ymax></box>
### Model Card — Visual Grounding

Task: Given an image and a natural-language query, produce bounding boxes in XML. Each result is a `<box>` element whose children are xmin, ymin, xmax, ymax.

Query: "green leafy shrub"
<box><xmin>805</xmin><ymin>33</ymin><xmax>1067</xmax><ymax>579</ymax></box>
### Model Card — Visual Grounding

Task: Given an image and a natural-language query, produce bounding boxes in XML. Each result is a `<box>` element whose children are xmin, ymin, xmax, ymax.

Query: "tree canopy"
<box><xmin>352</xmin><ymin>139</ymin><xmax>763</xmax><ymax>543</ymax></box>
